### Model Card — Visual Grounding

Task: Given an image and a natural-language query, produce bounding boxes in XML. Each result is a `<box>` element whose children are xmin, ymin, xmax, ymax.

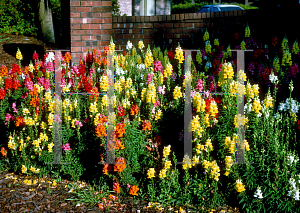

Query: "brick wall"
<box><xmin>111</xmin><ymin>8</ymin><xmax>299</xmax><ymax>51</ymax></box>
<box><xmin>70</xmin><ymin>0</ymin><xmax>112</xmax><ymax>65</ymax></box>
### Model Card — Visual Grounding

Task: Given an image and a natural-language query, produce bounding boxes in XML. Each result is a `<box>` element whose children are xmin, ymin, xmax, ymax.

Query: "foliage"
<box><xmin>171</xmin><ymin>1</ymin><xmax>259</xmax><ymax>14</ymax></box>
<box><xmin>0</xmin><ymin>0</ymin><xmax>38</xmax><ymax>36</ymax></box>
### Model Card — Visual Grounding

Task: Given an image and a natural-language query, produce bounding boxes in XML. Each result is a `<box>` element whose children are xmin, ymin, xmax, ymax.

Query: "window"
<box><xmin>199</xmin><ymin>7</ymin><xmax>210</xmax><ymax>12</ymax></box>
<box><xmin>213</xmin><ymin>7</ymin><xmax>220</xmax><ymax>12</ymax></box>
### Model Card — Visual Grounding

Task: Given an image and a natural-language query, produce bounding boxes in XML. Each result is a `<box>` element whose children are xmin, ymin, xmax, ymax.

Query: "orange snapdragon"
<box><xmin>115</xmin><ymin>123</ymin><xmax>126</xmax><ymax>138</ymax></box>
<box><xmin>129</xmin><ymin>185</ymin><xmax>139</xmax><ymax>196</ymax></box>
<box><xmin>142</xmin><ymin>120</ymin><xmax>151</xmax><ymax>130</ymax></box>
<box><xmin>114</xmin><ymin>157</ymin><xmax>126</xmax><ymax>172</ymax></box>
<box><xmin>130</xmin><ymin>105</ymin><xmax>139</xmax><ymax>116</ymax></box>
<box><xmin>113</xmin><ymin>182</ymin><xmax>121</xmax><ymax>193</ymax></box>
<box><xmin>96</xmin><ymin>123</ymin><xmax>107</xmax><ymax>137</ymax></box>
<box><xmin>102</xmin><ymin>164</ymin><xmax>111</xmax><ymax>175</ymax></box>
<box><xmin>64</xmin><ymin>52</ymin><xmax>71</xmax><ymax>63</ymax></box>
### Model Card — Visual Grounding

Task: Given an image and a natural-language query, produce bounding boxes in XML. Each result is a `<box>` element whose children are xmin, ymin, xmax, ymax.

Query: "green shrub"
<box><xmin>171</xmin><ymin>1</ymin><xmax>259</xmax><ymax>14</ymax></box>
<box><xmin>0</xmin><ymin>0</ymin><xmax>38</xmax><ymax>36</ymax></box>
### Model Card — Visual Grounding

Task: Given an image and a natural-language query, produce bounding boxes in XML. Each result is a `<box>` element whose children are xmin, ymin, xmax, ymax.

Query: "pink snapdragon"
<box><xmin>146</xmin><ymin>74</ymin><xmax>154</xmax><ymax>84</ymax></box>
<box><xmin>154</xmin><ymin>60</ymin><xmax>163</xmax><ymax>72</ymax></box>
<box><xmin>75</xmin><ymin>120</ymin><xmax>83</xmax><ymax>128</ymax></box>
<box><xmin>196</xmin><ymin>79</ymin><xmax>204</xmax><ymax>92</ymax></box>
<box><xmin>158</xmin><ymin>85</ymin><xmax>166</xmax><ymax>94</ymax></box>
<box><xmin>12</xmin><ymin>103</ymin><xmax>18</xmax><ymax>113</ymax></box>
<box><xmin>62</xmin><ymin>143</ymin><xmax>71</xmax><ymax>151</ymax></box>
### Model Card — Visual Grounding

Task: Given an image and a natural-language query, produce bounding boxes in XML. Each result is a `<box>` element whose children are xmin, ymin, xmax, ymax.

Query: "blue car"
<box><xmin>197</xmin><ymin>4</ymin><xmax>244</xmax><ymax>13</ymax></box>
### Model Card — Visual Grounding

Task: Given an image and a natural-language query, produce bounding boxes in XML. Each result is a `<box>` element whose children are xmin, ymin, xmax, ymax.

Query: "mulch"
<box><xmin>0</xmin><ymin>169</ymin><xmax>242</xmax><ymax>213</ymax></box>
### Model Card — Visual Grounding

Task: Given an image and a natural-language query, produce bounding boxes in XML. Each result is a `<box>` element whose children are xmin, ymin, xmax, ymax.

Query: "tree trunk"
<box><xmin>38</xmin><ymin>0</ymin><xmax>55</xmax><ymax>44</ymax></box>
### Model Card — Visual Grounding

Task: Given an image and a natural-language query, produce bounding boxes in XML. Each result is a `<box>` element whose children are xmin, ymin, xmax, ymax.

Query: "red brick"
<box><xmin>154</xmin><ymin>23</ymin><xmax>163</xmax><ymax>28</ymax></box>
<box><xmin>102</xmin><ymin>29</ymin><xmax>112</xmax><ymax>35</ymax></box>
<box><xmin>115</xmin><ymin>34</ymin><xmax>124</xmax><ymax>39</ymax></box>
<box><xmin>172</xmin><ymin>28</ymin><xmax>182</xmax><ymax>34</ymax></box>
<box><xmin>174</xmin><ymin>23</ymin><xmax>183</xmax><ymax>28</ymax></box>
<box><xmin>123</xmin><ymin>29</ymin><xmax>129</xmax><ymax>34</ymax></box>
<box><xmin>124</xmin><ymin>34</ymin><xmax>133</xmax><ymax>39</ymax></box>
<box><xmin>102</xmin><ymin>1</ymin><xmax>112</xmax><ymax>6</ymax></box>
<box><xmin>134</xmin><ymin>34</ymin><xmax>143</xmax><ymax>39</ymax></box>
<box><xmin>112</xmin><ymin>17</ymin><xmax>118</xmax><ymax>22</ymax></box>
<box><xmin>80</xmin><ymin>12</ymin><xmax>92</xmax><ymax>18</ymax></box>
<box><xmin>71</xmin><ymin>47</ymin><xmax>82</xmax><ymax>52</ymax></box>
<box><xmin>145</xmin><ymin>16</ymin><xmax>149</xmax><ymax>22</ymax></box>
<box><xmin>164</xmin><ymin>34</ymin><xmax>173</xmax><ymax>39</ymax></box>
<box><xmin>140</xmin><ymin>16</ymin><xmax>145</xmax><ymax>22</ymax></box>
<box><xmin>77</xmin><ymin>7</ymin><xmax>91</xmax><ymax>12</ymax></box>
<box><xmin>71</xmin><ymin>30</ymin><xmax>91</xmax><ymax>35</ymax></box>
<box><xmin>70</xmin><ymin>12</ymin><xmax>80</xmax><ymax>18</ymax></box>
<box><xmin>72</xmin><ymin>41</ymin><xmax>84</xmax><ymax>46</ymax></box>
<box><xmin>180</xmin><ymin>14</ymin><xmax>184</xmax><ymax>20</ymax></box>
<box><xmin>93</xmin><ymin>18</ymin><xmax>105</xmax><ymax>24</ymax></box>
<box><xmin>102</xmin><ymin>13</ymin><xmax>112</xmax><ymax>18</ymax></box>
<box><xmin>143</xmin><ymin>34</ymin><xmax>153</xmax><ymax>39</ymax></box>
<box><xmin>71</xmin><ymin>52</ymin><xmax>83</xmax><ymax>58</ymax></box>
<box><xmin>167</xmin><ymin>16</ymin><xmax>171</xmax><ymax>21</ymax></box>
<box><xmin>82</xmin><ymin>46</ymin><xmax>94</xmax><ymax>52</ymax></box>
<box><xmin>82</xmin><ymin>36</ymin><xmax>97</xmax><ymax>40</ymax></box>
<box><xmin>185</xmin><ymin>14</ymin><xmax>189</xmax><ymax>19</ymax></box>
<box><xmin>164</xmin><ymin>23</ymin><xmax>173</xmax><ymax>28</ymax></box>
<box><xmin>101</xmin><ymin>35</ymin><xmax>111</xmax><ymax>41</ymax></box>
<box><xmin>185</xmin><ymin>23</ymin><xmax>193</xmax><ymax>28</ymax></box>
<box><xmin>70</xmin><ymin>1</ymin><xmax>80</xmax><ymax>6</ymax></box>
<box><xmin>103</xmin><ymin>24</ymin><xmax>112</xmax><ymax>29</ymax></box>
<box><xmin>92</xmin><ymin>30</ymin><xmax>102</xmax><ymax>35</ymax></box>
<box><xmin>113</xmin><ymin>29</ymin><xmax>122</xmax><ymax>34</ymax></box>
<box><xmin>135</xmin><ymin>23</ymin><xmax>152</xmax><ymax>28</ymax></box>
<box><xmin>174</xmin><ymin>34</ymin><xmax>180</xmax><ymax>39</ymax></box>
<box><xmin>125</xmin><ymin>23</ymin><xmax>133</xmax><ymax>28</ymax></box>
<box><xmin>194</xmin><ymin>23</ymin><xmax>203</xmax><ymax>28</ymax></box>
<box><xmin>71</xmin><ymin>36</ymin><xmax>81</xmax><ymax>41</ymax></box>
<box><xmin>183</xmin><ymin>28</ymin><xmax>198</xmax><ymax>33</ymax></box>
<box><xmin>81</xmin><ymin>24</ymin><xmax>101</xmax><ymax>29</ymax></box>
<box><xmin>100</xmin><ymin>41</ymin><xmax>110</xmax><ymax>46</ymax></box>
<box><xmin>81</xmin><ymin>1</ymin><xmax>101</xmax><ymax>6</ymax></box>
<box><xmin>132</xmin><ymin>29</ymin><xmax>142</xmax><ymax>34</ymax></box>
<box><xmin>70</xmin><ymin>24</ymin><xmax>81</xmax><ymax>29</ymax></box>
<box><xmin>71</xmin><ymin>18</ymin><xmax>82</xmax><ymax>24</ymax></box>
<box><xmin>143</xmin><ymin>29</ymin><xmax>153</xmax><ymax>34</ymax></box>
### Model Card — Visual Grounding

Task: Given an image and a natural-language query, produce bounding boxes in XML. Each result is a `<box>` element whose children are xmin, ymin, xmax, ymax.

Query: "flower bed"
<box><xmin>0</xmin><ymin>25</ymin><xmax>300</xmax><ymax>212</ymax></box>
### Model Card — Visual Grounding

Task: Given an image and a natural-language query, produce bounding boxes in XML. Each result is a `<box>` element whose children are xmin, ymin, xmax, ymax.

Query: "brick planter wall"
<box><xmin>70</xmin><ymin>0</ymin><xmax>112</xmax><ymax>65</ymax></box>
<box><xmin>111</xmin><ymin>8</ymin><xmax>299</xmax><ymax>51</ymax></box>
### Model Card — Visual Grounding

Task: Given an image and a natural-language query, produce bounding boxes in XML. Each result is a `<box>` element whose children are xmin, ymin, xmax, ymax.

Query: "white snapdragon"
<box><xmin>253</xmin><ymin>186</ymin><xmax>263</xmax><ymax>199</ymax></box>
<box><xmin>46</xmin><ymin>52</ymin><xmax>55</xmax><ymax>63</ymax></box>
<box><xmin>126</xmin><ymin>40</ymin><xmax>133</xmax><ymax>50</ymax></box>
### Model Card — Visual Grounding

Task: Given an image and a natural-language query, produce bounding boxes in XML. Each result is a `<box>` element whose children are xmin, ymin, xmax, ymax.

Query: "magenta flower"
<box><xmin>158</xmin><ymin>85</ymin><xmax>166</xmax><ymax>94</ymax></box>
<box><xmin>83</xmin><ymin>118</ymin><xmax>89</xmax><ymax>124</ymax></box>
<box><xmin>22</xmin><ymin>92</ymin><xmax>28</xmax><ymax>99</ymax></box>
<box><xmin>12</xmin><ymin>103</ymin><xmax>17</xmax><ymax>113</ymax></box>
<box><xmin>146</xmin><ymin>74</ymin><xmax>154</xmax><ymax>84</ymax></box>
<box><xmin>62</xmin><ymin>143</ymin><xmax>71</xmax><ymax>151</ymax></box>
<box><xmin>154</xmin><ymin>60</ymin><xmax>163</xmax><ymax>72</ymax></box>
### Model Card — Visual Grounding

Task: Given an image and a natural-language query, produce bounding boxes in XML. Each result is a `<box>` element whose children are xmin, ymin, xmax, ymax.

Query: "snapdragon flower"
<box><xmin>254</xmin><ymin>187</ymin><xmax>263</xmax><ymax>199</ymax></box>
<box><xmin>126</xmin><ymin>40</ymin><xmax>133</xmax><ymax>50</ymax></box>
<box><xmin>46</xmin><ymin>52</ymin><xmax>55</xmax><ymax>63</ymax></box>
<box><xmin>269</xmin><ymin>71</ymin><xmax>278</xmax><ymax>84</ymax></box>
